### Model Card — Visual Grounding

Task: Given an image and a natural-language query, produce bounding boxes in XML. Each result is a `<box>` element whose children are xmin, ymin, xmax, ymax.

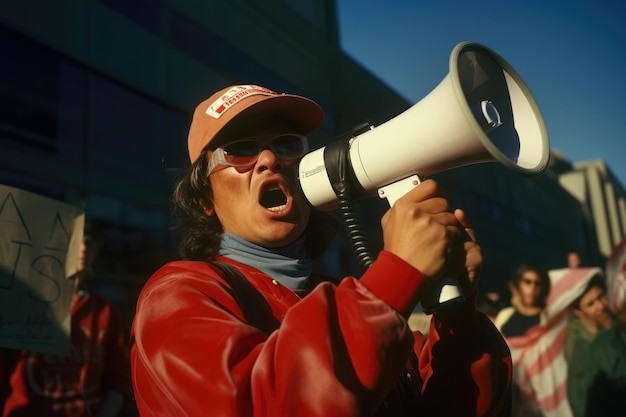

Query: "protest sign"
<box><xmin>0</xmin><ymin>184</ymin><xmax>84</xmax><ymax>355</ymax></box>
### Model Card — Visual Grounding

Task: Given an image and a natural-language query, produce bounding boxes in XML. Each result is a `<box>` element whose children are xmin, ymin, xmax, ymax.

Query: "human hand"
<box><xmin>380</xmin><ymin>179</ymin><xmax>462</xmax><ymax>281</ymax></box>
<box><xmin>446</xmin><ymin>208</ymin><xmax>482</xmax><ymax>298</ymax></box>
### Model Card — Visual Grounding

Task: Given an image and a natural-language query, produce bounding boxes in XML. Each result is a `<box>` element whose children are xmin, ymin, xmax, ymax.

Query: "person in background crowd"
<box><xmin>564</xmin><ymin>274</ymin><xmax>615</xmax><ymax>417</ymax></box>
<box><xmin>130</xmin><ymin>84</ymin><xmax>512</xmax><ymax>416</ymax></box>
<box><xmin>584</xmin><ymin>300</ymin><xmax>626</xmax><ymax>416</ymax></box>
<box><xmin>568</xmin><ymin>251</ymin><xmax>582</xmax><ymax>268</ymax></box>
<box><xmin>494</xmin><ymin>263</ymin><xmax>551</xmax><ymax>338</ymax></box>
<box><xmin>494</xmin><ymin>263</ymin><xmax>553</xmax><ymax>417</ymax></box>
<box><xmin>1</xmin><ymin>223</ymin><xmax>133</xmax><ymax>417</ymax></box>
<box><xmin>476</xmin><ymin>289</ymin><xmax>504</xmax><ymax>322</ymax></box>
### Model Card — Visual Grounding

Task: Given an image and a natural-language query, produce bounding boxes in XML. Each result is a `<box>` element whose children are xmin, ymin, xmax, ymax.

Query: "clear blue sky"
<box><xmin>337</xmin><ymin>0</ymin><xmax>626</xmax><ymax>187</ymax></box>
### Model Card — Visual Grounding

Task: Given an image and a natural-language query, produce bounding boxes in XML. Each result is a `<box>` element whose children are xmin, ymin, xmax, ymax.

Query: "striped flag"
<box><xmin>606</xmin><ymin>236</ymin><xmax>626</xmax><ymax>313</ymax></box>
<box><xmin>505</xmin><ymin>267</ymin><xmax>602</xmax><ymax>417</ymax></box>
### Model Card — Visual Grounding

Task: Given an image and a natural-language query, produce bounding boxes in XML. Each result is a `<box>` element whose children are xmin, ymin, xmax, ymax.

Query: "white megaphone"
<box><xmin>298</xmin><ymin>41</ymin><xmax>550</xmax><ymax>313</ymax></box>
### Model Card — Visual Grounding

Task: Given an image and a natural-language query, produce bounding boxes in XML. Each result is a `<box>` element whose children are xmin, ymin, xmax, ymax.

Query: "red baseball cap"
<box><xmin>187</xmin><ymin>84</ymin><xmax>324</xmax><ymax>163</ymax></box>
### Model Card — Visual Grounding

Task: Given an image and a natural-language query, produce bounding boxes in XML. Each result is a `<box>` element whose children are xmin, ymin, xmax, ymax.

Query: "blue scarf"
<box><xmin>218</xmin><ymin>233</ymin><xmax>312</xmax><ymax>290</ymax></box>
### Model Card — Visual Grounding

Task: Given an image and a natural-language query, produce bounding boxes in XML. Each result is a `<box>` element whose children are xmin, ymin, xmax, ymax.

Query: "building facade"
<box><xmin>557</xmin><ymin>157</ymin><xmax>626</xmax><ymax>260</ymax></box>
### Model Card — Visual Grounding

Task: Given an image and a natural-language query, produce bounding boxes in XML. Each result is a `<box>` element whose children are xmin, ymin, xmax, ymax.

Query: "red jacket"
<box><xmin>131</xmin><ymin>251</ymin><xmax>511</xmax><ymax>416</ymax></box>
<box><xmin>1</xmin><ymin>291</ymin><xmax>131</xmax><ymax>417</ymax></box>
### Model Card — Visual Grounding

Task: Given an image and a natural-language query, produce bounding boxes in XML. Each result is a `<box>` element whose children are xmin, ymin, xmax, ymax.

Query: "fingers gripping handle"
<box><xmin>378</xmin><ymin>175</ymin><xmax>464</xmax><ymax>313</ymax></box>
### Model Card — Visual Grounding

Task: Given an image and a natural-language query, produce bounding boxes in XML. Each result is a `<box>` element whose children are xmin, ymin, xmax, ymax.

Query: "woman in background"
<box><xmin>494</xmin><ymin>263</ymin><xmax>551</xmax><ymax>337</ymax></box>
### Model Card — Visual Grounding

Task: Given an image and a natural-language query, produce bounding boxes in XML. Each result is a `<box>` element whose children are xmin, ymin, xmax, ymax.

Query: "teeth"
<box><xmin>261</xmin><ymin>183</ymin><xmax>287</xmax><ymax>212</ymax></box>
<box><xmin>268</xmin><ymin>204</ymin><xmax>286</xmax><ymax>212</ymax></box>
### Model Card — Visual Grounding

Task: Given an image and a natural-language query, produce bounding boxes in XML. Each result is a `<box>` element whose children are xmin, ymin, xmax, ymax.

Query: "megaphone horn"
<box><xmin>298</xmin><ymin>41</ymin><xmax>550</xmax><ymax>210</ymax></box>
<box><xmin>297</xmin><ymin>41</ymin><xmax>550</xmax><ymax>313</ymax></box>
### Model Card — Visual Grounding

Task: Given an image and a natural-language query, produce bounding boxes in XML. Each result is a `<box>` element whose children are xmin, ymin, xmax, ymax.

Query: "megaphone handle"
<box><xmin>378</xmin><ymin>175</ymin><xmax>421</xmax><ymax>207</ymax></box>
<box><xmin>378</xmin><ymin>175</ymin><xmax>465</xmax><ymax>314</ymax></box>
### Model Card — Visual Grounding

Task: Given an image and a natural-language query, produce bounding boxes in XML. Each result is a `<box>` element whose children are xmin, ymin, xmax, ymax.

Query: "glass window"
<box><xmin>56</xmin><ymin>63</ymin><xmax>88</xmax><ymax>163</ymax></box>
<box><xmin>162</xmin><ymin>112</ymin><xmax>190</xmax><ymax>186</ymax></box>
<box><xmin>283</xmin><ymin>0</ymin><xmax>331</xmax><ymax>35</ymax></box>
<box><xmin>102</xmin><ymin>0</ymin><xmax>165</xmax><ymax>34</ymax></box>
<box><xmin>0</xmin><ymin>171</ymin><xmax>66</xmax><ymax>202</ymax></box>
<box><xmin>0</xmin><ymin>28</ymin><xmax>87</xmax><ymax>164</ymax></box>
<box><xmin>86</xmin><ymin>192</ymin><xmax>166</xmax><ymax>233</ymax></box>
<box><xmin>168</xmin><ymin>10</ymin><xmax>295</xmax><ymax>92</ymax></box>
<box><xmin>87</xmin><ymin>76</ymin><xmax>167</xmax><ymax>187</ymax></box>
<box><xmin>0</xmin><ymin>28</ymin><xmax>59</xmax><ymax>153</ymax></box>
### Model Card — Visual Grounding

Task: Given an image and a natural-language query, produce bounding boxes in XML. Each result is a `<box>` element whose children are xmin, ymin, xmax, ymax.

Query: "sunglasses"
<box><xmin>521</xmin><ymin>278</ymin><xmax>541</xmax><ymax>287</ymax></box>
<box><xmin>207</xmin><ymin>133</ymin><xmax>308</xmax><ymax>176</ymax></box>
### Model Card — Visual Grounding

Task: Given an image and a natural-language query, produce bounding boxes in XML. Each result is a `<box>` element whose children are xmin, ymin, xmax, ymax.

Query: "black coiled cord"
<box><xmin>326</xmin><ymin>122</ymin><xmax>377</xmax><ymax>271</ymax></box>
<box><xmin>335</xmin><ymin>181</ymin><xmax>375</xmax><ymax>270</ymax></box>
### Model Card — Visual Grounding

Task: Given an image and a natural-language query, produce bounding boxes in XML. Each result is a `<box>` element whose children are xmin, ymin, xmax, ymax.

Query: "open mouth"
<box><xmin>260</xmin><ymin>184</ymin><xmax>288</xmax><ymax>212</ymax></box>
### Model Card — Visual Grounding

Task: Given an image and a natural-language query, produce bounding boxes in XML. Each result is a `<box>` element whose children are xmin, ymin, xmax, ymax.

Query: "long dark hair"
<box><xmin>172</xmin><ymin>148</ymin><xmax>338</xmax><ymax>261</ymax></box>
